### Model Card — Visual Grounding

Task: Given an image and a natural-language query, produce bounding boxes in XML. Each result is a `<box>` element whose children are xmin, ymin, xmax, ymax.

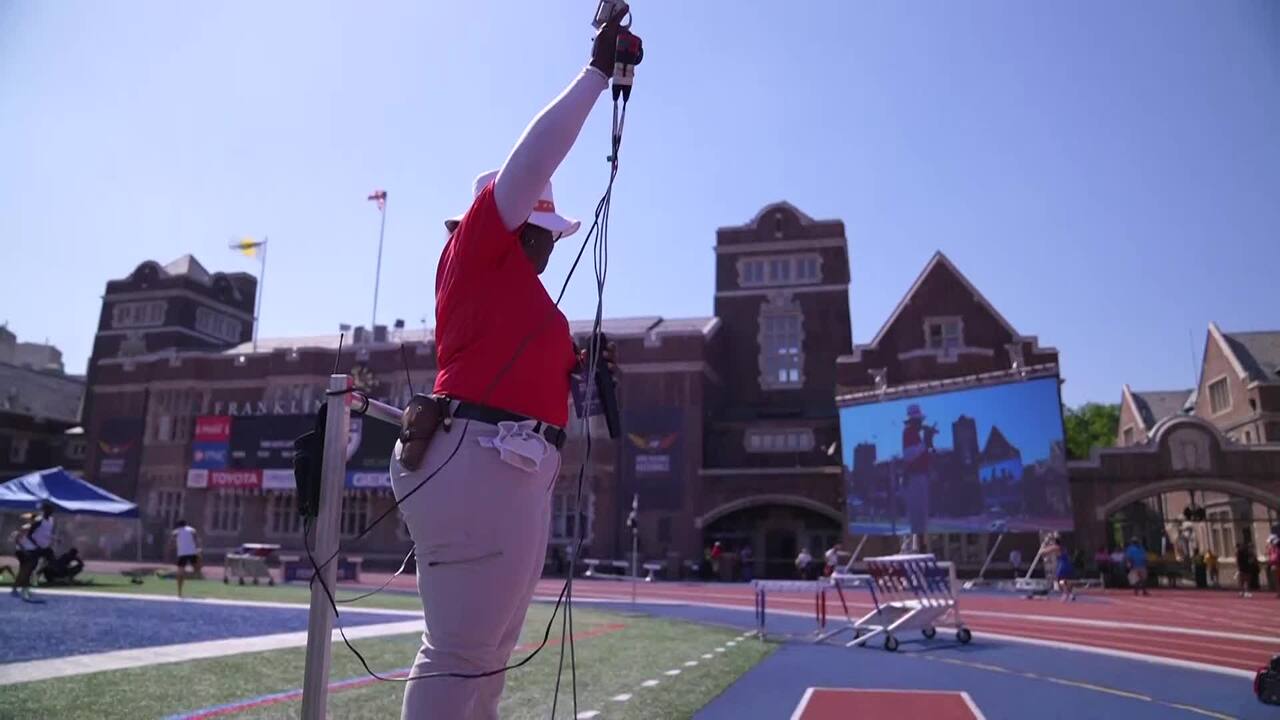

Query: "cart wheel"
<box><xmin>884</xmin><ymin>635</ymin><xmax>899</xmax><ymax>652</ymax></box>
<box><xmin>268</xmin><ymin>579</ymin><xmax>275</xmax><ymax>587</ymax></box>
<box><xmin>957</xmin><ymin>627</ymin><xmax>973</xmax><ymax>644</ymax></box>
<box><xmin>253</xmin><ymin>578</ymin><xmax>260</xmax><ymax>586</ymax></box>
<box><xmin>222</xmin><ymin>577</ymin><xmax>228</xmax><ymax>584</ymax></box>
<box><xmin>238</xmin><ymin>578</ymin><xmax>245</xmax><ymax>586</ymax></box>
<box><xmin>922</xmin><ymin>626</ymin><xmax>937</xmax><ymax>640</ymax></box>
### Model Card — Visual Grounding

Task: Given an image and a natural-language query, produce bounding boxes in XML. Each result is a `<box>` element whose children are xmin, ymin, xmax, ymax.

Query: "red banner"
<box><xmin>209</xmin><ymin>469</ymin><xmax>261</xmax><ymax>489</ymax></box>
<box><xmin>194</xmin><ymin>415</ymin><xmax>232</xmax><ymax>443</ymax></box>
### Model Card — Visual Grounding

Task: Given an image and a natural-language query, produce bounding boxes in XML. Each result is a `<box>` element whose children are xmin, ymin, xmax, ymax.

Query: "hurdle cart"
<box><xmin>817</xmin><ymin>553</ymin><xmax>971</xmax><ymax>652</ymax></box>
<box><xmin>224</xmin><ymin>542</ymin><xmax>281</xmax><ymax>586</ymax></box>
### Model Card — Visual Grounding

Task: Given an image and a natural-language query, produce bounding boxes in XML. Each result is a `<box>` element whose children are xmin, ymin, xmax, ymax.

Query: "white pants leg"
<box><xmin>392</xmin><ymin>420</ymin><xmax>558</xmax><ymax>720</ymax></box>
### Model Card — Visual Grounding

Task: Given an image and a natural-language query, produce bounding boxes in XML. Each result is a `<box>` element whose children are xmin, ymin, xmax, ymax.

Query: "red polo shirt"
<box><xmin>433</xmin><ymin>181</ymin><xmax>576</xmax><ymax>427</ymax></box>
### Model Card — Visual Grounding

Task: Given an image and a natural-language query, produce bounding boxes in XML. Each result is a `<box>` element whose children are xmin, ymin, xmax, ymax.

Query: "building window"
<box><xmin>551</xmin><ymin>491</ymin><xmax>590</xmax><ymax>544</ymax></box>
<box><xmin>340</xmin><ymin>493</ymin><xmax>370</xmax><ymax>538</ymax></box>
<box><xmin>195</xmin><ymin>306</ymin><xmax>243</xmax><ymax>344</ymax></box>
<box><xmin>66</xmin><ymin>439</ymin><xmax>86</xmax><ymax>460</ymax></box>
<box><xmin>1208</xmin><ymin>378</ymin><xmax>1230</xmax><ymax>415</ymax></box>
<box><xmin>924</xmin><ymin>317</ymin><xmax>963</xmax><ymax>354</ymax></box>
<box><xmin>1121</xmin><ymin>426</ymin><xmax>1135</xmax><ymax>446</ymax></box>
<box><xmin>1243</xmin><ymin>430</ymin><xmax>1253</xmax><ymax>445</ymax></box>
<box><xmin>111</xmin><ymin>300</ymin><xmax>167</xmax><ymax>329</ymax></box>
<box><xmin>207</xmin><ymin>492</ymin><xmax>243</xmax><ymax>534</ymax></box>
<box><xmin>150</xmin><ymin>489</ymin><xmax>184</xmax><ymax>529</ymax></box>
<box><xmin>267</xmin><ymin>493</ymin><xmax>303</xmax><ymax>537</ymax></box>
<box><xmin>745</xmin><ymin>428</ymin><xmax>816</xmax><ymax>453</ymax></box>
<box><xmin>9</xmin><ymin>436</ymin><xmax>28</xmax><ymax>464</ymax></box>
<box><xmin>1267</xmin><ymin>422</ymin><xmax>1280</xmax><ymax>444</ymax></box>
<box><xmin>758</xmin><ymin>295</ymin><xmax>804</xmax><ymax>389</ymax></box>
<box><xmin>738</xmin><ymin>254</ymin><xmax>822</xmax><ymax>288</ymax></box>
<box><xmin>148</xmin><ymin>388</ymin><xmax>203</xmax><ymax>443</ymax></box>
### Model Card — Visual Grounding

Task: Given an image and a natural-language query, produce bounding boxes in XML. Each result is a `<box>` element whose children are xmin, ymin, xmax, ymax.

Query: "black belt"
<box><xmin>451</xmin><ymin>401</ymin><xmax>567</xmax><ymax>450</ymax></box>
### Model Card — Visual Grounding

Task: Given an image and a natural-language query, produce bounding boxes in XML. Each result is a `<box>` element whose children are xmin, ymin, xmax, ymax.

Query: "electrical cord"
<box><xmin>299</xmin><ymin>94</ymin><xmax>629</xmax><ymax>703</ymax></box>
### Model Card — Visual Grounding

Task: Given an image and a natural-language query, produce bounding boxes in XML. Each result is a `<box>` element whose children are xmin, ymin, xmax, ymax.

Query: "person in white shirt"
<box><xmin>795</xmin><ymin>548</ymin><xmax>814</xmax><ymax>579</ymax></box>
<box><xmin>13</xmin><ymin>502</ymin><xmax>55</xmax><ymax>602</ymax></box>
<box><xmin>170</xmin><ymin>520</ymin><xmax>201</xmax><ymax>598</ymax></box>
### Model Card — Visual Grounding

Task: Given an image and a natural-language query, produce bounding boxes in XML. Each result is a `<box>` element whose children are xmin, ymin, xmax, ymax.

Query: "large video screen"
<box><xmin>840</xmin><ymin>376</ymin><xmax>1071</xmax><ymax>536</ymax></box>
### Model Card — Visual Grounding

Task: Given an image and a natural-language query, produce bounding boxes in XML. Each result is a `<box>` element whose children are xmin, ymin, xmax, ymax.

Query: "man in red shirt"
<box><xmin>390</xmin><ymin>8</ymin><xmax>629</xmax><ymax>719</ymax></box>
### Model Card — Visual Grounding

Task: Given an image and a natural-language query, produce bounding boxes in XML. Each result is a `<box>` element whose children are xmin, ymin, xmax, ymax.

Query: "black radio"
<box><xmin>570</xmin><ymin>333</ymin><xmax>620</xmax><ymax>439</ymax></box>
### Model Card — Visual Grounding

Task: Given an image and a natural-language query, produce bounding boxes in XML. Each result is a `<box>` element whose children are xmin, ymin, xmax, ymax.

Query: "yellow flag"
<box><xmin>230</xmin><ymin>237</ymin><xmax>265</xmax><ymax>257</ymax></box>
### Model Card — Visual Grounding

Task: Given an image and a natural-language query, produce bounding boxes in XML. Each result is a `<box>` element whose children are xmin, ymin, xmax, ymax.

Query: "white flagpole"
<box><xmin>371</xmin><ymin>195</ymin><xmax>387</xmax><ymax>332</ymax></box>
<box><xmin>253</xmin><ymin>237</ymin><xmax>268</xmax><ymax>353</ymax></box>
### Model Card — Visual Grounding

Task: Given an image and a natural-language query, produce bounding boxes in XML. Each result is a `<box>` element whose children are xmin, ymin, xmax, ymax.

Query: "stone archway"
<box><xmin>696</xmin><ymin>495</ymin><xmax>844</xmax><ymax>580</ymax></box>
<box><xmin>1070</xmin><ymin>415</ymin><xmax>1280</xmax><ymax>561</ymax></box>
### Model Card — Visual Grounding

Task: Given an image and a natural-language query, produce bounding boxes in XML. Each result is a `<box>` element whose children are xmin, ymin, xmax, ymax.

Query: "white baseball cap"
<box><xmin>444</xmin><ymin>170</ymin><xmax>580</xmax><ymax>239</ymax></box>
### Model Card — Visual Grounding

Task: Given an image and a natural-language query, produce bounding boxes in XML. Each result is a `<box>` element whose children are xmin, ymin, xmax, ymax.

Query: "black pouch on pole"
<box><xmin>397</xmin><ymin>394</ymin><xmax>451</xmax><ymax>472</ymax></box>
<box><xmin>292</xmin><ymin>403</ymin><xmax>327</xmax><ymax>519</ymax></box>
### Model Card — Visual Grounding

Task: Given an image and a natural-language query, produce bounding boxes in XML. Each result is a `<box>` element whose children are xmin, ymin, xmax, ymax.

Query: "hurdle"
<box><xmin>751</xmin><ymin>579</ymin><xmax>829</xmax><ymax>641</ymax></box>
<box><xmin>818</xmin><ymin>553</ymin><xmax>971</xmax><ymax>652</ymax></box>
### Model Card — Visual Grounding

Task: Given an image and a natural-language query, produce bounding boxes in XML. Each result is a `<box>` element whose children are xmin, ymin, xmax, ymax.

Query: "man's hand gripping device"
<box><xmin>571</xmin><ymin>332</ymin><xmax>621</xmax><ymax>440</ymax></box>
<box><xmin>593</xmin><ymin>1</ymin><xmax>643</xmax><ymax>102</ymax></box>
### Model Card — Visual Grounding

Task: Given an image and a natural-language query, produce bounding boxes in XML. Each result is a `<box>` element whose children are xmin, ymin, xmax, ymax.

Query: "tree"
<box><xmin>1063</xmin><ymin>403</ymin><xmax>1120</xmax><ymax>460</ymax></box>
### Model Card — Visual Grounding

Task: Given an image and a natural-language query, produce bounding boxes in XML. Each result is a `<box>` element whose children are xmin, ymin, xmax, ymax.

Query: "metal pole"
<box><xmin>976</xmin><ymin>533</ymin><xmax>1004</xmax><ymax>583</ymax></box>
<box><xmin>301</xmin><ymin>374</ymin><xmax>352</xmax><ymax>720</ymax></box>
<box><xmin>136</xmin><ymin>517</ymin><xmax>142</xmax><ymax>562</ymax></box>
<box><xmin>630</xmin><ymin>493</ymin><xmax>638</xmax><ymax>607</ymax></box>
<box><xmin>253</xmin><ymin>238</ymin><xmax>267</xmax><ymax>353</ymax></box>
<box><xmin>371</xmin><ymin>200</ymin><xmax>387</xmax><ymax>332</ymax></box>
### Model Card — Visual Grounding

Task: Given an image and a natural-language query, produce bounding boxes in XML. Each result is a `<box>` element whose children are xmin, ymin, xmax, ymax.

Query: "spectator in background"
<box><xmin>824</xmin><ymin>543</ymin><xmax>843</xmax><ymax>577</ymax></box>
<box><xmin>1095</xmin><ymin>546</ymin><xmax>1111</xmax><ymax>587</ymax></box>
<box><xmin>13</xmin><ymin>502</ymin><xmax>56</xmax><ymax>603</ymax></box>
<box><xmin>795</xmin><ymin>547</ymin><xmax>814</xmax><ymax>580</ymax></box>
<box><xmin>709</xmin><ymin>541</ymin><xmax>723</xmax><ymax>580</ymax></box>
<box><xmin>1056</xmin><ymin>546</ymin><xmax>1077</xmax><ymax>602</ymax></box>
<box><xmin>1009</xmin><ymin>548</ymin><xmax>1024</xmax><ymax>579</ymax></box>
<box><xmin>1205</xmin><ymin>548</ymin><xmax>1219</xmax><ymax>588</ymax></box>
<box><xmin>1125</xmin><ymin>537</ymin><xmax>1150</xmax><ymax>596</ymax></box>
<box><xmin>41</xmin><ymin>547</ymin><xmax>84</xmax><ymax>585</ymax></box>
<box><xmin>170</xmin><ymin>519</ymin><xmax>202</xmax><ymax>598</ymax></box>
<box><xmin>1267</xmin><ymin>535</ymin><xmax>1279</xmax><ymax>598</ymax></box>
<box><xmin>740</xmin><ymin>544</ymin><xmax>754</xmax><ymax>583</ymax></box>
<box><xmin>1236</xmin><ymin>542</ymin><xmax>1257</xmax><ymax>598</ymax></box>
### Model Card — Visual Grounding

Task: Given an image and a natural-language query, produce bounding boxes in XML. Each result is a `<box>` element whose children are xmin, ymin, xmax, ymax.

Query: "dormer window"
<box><xmin>924</xmin><ymin>317</ymin><xmax>963</xmax><ymax>355</ymax></box>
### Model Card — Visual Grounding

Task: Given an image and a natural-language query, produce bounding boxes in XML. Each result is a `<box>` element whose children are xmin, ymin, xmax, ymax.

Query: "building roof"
<box><xmin>1223</xmin><ymin>330</ymin><xmax>1280</xmax><ymax>385</ymax></box>
<box><xmin>220</xmin><ymin>316</ymin><xmax>720</xmax><ymax>356</ymax></box>
<box><xmin>0</xmin><ymin>362</ymin><xmax>84</xmax><ymax>424</ymax></box>
<box><xmin>1129</xmin><ymin>389</ymin><xmax>1193</xmax><ymax>431</ymax></box>
<box><xmin>162</xmin><ymin>254</ymin><xmax>213</xmax><ymax>285</ymax></box>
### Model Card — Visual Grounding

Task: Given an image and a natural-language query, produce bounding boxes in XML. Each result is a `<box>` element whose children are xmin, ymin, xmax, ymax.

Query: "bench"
<box><xmin>281</xmin><ymin>554</ymin><xmax>364</xmax><ymax>584</ymax></box>
<box><xmin>642</xmin><ymin>561</ymin><xmax>664</xmax><ymax>582</ymax></box>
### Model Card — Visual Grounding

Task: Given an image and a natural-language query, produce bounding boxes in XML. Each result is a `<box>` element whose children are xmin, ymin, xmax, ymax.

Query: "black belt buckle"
<box><xmin>541</xmin><ymin>425</ymin><xmax>567</xmax><ymax>450</ymax></box>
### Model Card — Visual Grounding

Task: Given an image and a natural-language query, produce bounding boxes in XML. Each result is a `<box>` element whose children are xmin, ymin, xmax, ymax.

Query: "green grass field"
<box><xmin>2</xmin><ymin>575</ymin><xmax>771</xmax><ymax>719</ymax></box>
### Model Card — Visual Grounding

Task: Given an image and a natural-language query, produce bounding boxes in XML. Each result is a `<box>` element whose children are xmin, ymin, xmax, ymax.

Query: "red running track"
<box><xmin>534</xmin><ymin>579</ymin><xmax>1280</xmax><ymax>674</ymax></box>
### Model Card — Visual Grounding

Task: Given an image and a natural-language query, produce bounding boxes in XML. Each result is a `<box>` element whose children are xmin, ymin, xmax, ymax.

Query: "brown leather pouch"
<box><xmin>397</xmin><ymin>394</ymin><xmax>452</xmax><ymax>471</ymax></box>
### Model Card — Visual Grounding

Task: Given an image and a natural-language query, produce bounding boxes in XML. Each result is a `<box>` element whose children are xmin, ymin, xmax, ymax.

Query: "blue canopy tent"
<box><xmin>0</xmin><ymin>467</ymin><xmax>141</xmax><ymax>560</ymax></box>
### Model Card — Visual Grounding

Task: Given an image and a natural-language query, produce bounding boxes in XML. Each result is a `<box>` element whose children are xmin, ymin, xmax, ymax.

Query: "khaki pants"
<box><xmin>392</xmin><ymin>419</ymin><xmax>558</xmax><ymax>720</ymax></box>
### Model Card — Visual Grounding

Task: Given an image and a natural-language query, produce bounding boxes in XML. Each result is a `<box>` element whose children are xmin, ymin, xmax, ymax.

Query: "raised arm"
<box><xmin>492</xmin><ymin>6</ymin><xmax>628</xmax><ymax>231</ymax></box>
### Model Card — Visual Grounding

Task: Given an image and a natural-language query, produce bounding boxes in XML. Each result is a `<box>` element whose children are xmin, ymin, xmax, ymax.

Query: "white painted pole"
<box><xmin>300</xmin><ymin>374</ymin><xmax>351</xmax><ymax>720</ymax></box>
<box><xmin>976</xmin><ymin>533</ymin><xmax>1005</xmax><ymax>583</ymax></box>
<box><xmin>630</xmin><ymin>493</ymin><xmax>638</xmax><ymax>607</ymax></box>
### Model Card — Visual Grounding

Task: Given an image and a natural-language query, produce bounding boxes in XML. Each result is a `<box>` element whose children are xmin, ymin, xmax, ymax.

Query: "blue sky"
<box><xmin>2</xmin><ymin>2</ymin><xmax>1277</xmax><ymax>406</ymax></box>
<box><xmin>839</xmin><ymin>377</ymin><xmax>1064</xmax><ymax>467</ymax></box>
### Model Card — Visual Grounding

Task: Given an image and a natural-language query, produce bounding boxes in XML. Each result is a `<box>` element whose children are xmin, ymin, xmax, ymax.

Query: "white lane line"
<box><xmin>641</xmin><ymin>679</ymin><xmax>660</xmax><ymax>687</ymax></box>
<box><xmin>727</xmin><ymin>640</ymin><xmax>737</xmax><ymax>646</ymax></box>
<box><xmin>714</xmin><ymin>647</ymin><xmax>726</xmax><ymax>653</ymax></box>
<box><xmin>684</xmin><ymin>660</ymin><xmax>698</xmax><ymax>667</ymax></box>
<box><xmin>37</xmin><ymin>588</ymin><xmax>421</xmax><ymax>617</ymax></box>
<box><xmin>664</xmin><ymin>669</ymin><xmax>682</xmax><ymax>676</ymax></box>
<box><xmin>0</xmin><ymin>620</ymin><xmax>423</xmax><ymax>686</ymax></box>
<box><xmin>576</xmin><ymin>712</ymin><xmax>601</xmax><ymax>719</ymax></box>
<box><xmin>701</xmin><ymin>653</ymin><xmax>714</xmax><ymax>659</ymax></box>
<box><xmin>611</xmin><ymin>693</ymin><xmax>633</xmax><ymax>702</ymax></box>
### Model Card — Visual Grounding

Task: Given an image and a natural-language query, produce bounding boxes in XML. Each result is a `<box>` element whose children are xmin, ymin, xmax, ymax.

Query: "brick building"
<box><xmin>82</xmin><ymin>203</ymin><xmax>856</xmax><ymax>577</ymax></box>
